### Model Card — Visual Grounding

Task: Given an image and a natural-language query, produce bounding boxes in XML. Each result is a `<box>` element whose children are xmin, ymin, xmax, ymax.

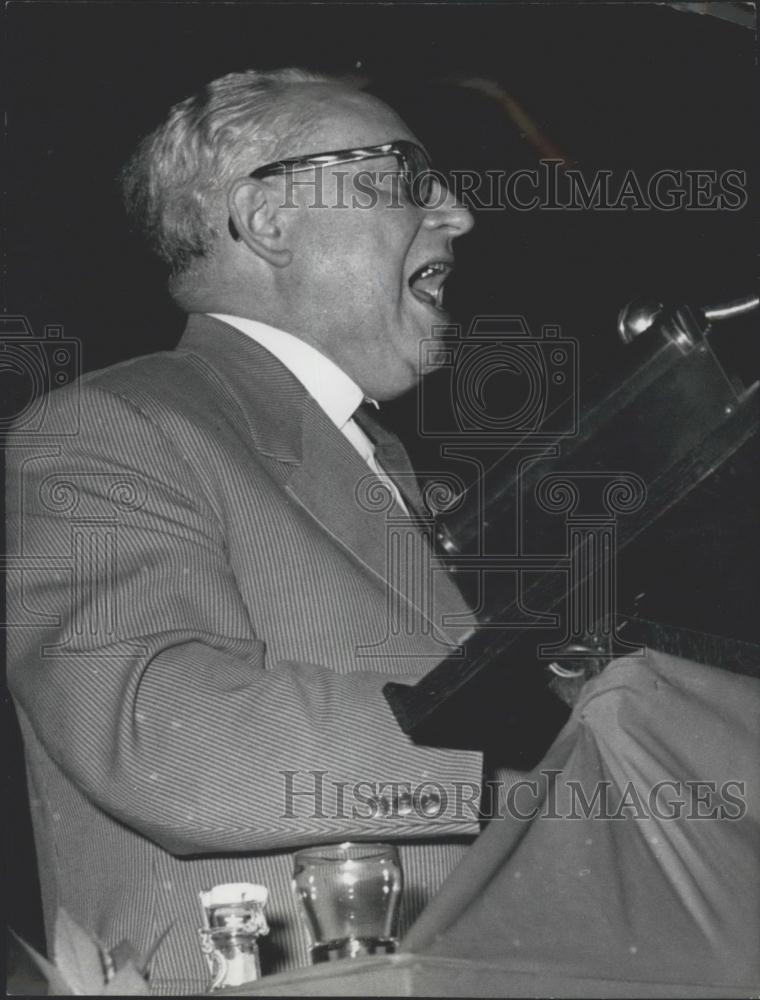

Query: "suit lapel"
<box><xmin>176</xmin><ymin>314</ymin><xmax>475</xmax><ymax>642</ymax></box>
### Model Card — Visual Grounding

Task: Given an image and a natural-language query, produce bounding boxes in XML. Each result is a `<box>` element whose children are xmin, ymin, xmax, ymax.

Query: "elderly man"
<box><xmin>7</xmin><ymin>68</ymin><xmax>484</xmax><ymax>992</ymax></box>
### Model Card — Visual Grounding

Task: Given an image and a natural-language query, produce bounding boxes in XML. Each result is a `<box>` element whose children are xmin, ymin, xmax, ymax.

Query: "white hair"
<box><xmin>120</xmin><ymin>68</ymin><xmax>338</xmax><ymax>277</ymax></box>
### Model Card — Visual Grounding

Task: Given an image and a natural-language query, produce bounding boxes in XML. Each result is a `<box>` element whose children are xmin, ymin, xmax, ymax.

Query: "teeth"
<box><xmin>417</xmin><ymin>263</ymin><xmax>447</xmax><ymax>280</ymax></box>
<box><xmin>409</xmin><ymin>261</ymin><xmax>451</xmax><ymax>284</ymax></box>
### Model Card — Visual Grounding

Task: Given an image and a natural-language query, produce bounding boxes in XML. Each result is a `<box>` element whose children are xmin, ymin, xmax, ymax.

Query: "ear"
<box><xmin>227</xmin><ymin>178</ymin><xmax>292</xmax><ymax>268</ymax></box>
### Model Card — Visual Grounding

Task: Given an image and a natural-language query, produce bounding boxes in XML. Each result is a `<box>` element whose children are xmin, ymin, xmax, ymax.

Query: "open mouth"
<box><xmin>408</xmin><ymin>261</ymin><xmax>453</xmax><ymax>313</ymax></box>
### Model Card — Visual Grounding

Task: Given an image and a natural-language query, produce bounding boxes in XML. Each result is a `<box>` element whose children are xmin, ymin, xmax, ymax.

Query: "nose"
<box><xmin>422</xmin><ymin>177</ymin><xmax>475</xmax><ymax>237</ymax></box>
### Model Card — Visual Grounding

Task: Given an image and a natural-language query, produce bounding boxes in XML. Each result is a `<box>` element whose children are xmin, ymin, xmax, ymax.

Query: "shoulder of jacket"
<box><xmin>68</xmin><ymin>347</ymin><xmax>237</xmax><ymax>424</ymax></box>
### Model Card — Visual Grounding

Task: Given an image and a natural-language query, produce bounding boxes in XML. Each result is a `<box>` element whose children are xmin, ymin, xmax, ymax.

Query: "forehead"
<box><xmin>282</xmin><ymin>84</ymin><xmax>419</xmax><ymax>154</ymax></box>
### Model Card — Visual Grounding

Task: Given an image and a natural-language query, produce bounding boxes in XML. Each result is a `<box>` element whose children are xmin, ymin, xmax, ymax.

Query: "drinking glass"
<box><xmin>292</xmin><ymin>842</ymin><xmax>403</xmax><ymax>962</ymax></box>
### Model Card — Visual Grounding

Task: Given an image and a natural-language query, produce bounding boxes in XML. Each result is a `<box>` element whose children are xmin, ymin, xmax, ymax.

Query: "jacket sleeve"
<box><xmin>7</xmin><ymin>382</ymin><xmax>483</xmax><ymax>854</ymax></box>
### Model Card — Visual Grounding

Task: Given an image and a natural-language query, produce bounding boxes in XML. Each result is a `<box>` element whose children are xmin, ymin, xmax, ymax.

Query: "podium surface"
<box><xmin>223</xmin><ymin>953</ymin><xmax>754</xmax><ymax>997</ymax></box>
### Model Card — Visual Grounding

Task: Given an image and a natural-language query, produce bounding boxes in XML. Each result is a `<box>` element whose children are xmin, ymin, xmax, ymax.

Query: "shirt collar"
<box><xmin>207</xmin><ymin>313</ymin><xmax>365</xmax><ymax>430</ymax></box>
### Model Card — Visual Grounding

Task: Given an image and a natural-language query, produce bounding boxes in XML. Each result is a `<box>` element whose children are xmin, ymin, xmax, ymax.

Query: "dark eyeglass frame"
<box><xmin>249</xmin><ymin>139</ymin><xmax>439</xmax><ymax>205</ymax></box>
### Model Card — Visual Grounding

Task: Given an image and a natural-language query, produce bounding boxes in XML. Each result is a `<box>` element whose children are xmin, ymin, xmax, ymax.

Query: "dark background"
<box><xmin>4</xmin><ymin>0</ymin><xmax>758</xmax><ymax>968</ymax></box>
<box><xmin>5</xmin><ymin>1</ymin><xmax>757</xmax><ymax>368</ymax></box>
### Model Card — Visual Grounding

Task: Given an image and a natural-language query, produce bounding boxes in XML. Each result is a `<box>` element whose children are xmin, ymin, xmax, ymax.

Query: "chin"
<box><xmin>368</xmin><ymin>360</ymin><xmax>422</xmax><ymax>402</ymax></box>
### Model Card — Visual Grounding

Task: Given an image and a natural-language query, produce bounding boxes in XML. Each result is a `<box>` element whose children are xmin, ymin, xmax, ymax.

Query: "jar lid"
<box><xmin>199</xmin><ymin>883</ymin><xmax>268</xmax><ymax>908</ymax></box>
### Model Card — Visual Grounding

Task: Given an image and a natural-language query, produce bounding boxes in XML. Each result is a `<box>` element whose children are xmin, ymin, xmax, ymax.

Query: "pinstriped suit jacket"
<box><xmin>7</xmin><ymin>314</ymin><xmax>483</xmax><ymax>993</ymax></box>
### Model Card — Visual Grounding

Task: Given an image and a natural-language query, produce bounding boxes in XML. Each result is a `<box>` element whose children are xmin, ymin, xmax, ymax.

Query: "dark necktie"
<box><xmin>353</xmin><ymin>403</ymin><xmax>462</xmax><ymax>560</ymax></box>
<box><xmin>352</xmin><ymin>402</ymin><xmax>426</xmax><ymax>520</ymax></box>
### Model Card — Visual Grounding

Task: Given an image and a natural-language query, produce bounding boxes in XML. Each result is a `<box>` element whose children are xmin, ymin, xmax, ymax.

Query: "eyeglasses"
<box><xmin>249</xmin><ymin>139</ymin><xmax>442</xmax><ymax>207</ymax></box>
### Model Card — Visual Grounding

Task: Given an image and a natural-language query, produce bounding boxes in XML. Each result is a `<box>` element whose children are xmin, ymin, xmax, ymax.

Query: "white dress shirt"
<box><xmin>207</xmin><ymin>314</ymin><xmax>408</xmax><ymax>512</ymax></box>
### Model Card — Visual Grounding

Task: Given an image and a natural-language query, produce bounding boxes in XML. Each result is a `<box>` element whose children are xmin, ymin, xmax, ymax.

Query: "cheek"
<box><xmin>297</xmin><ymin>210</ymin><xmax>419</xmax><ymax>308</ymax></box>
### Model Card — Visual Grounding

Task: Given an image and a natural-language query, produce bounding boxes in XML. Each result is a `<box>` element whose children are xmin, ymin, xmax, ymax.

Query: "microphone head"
<box><xmin>617</xmin><ymin>297</ymin><xmax>664</xmax><ymax>345</ymax></box>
